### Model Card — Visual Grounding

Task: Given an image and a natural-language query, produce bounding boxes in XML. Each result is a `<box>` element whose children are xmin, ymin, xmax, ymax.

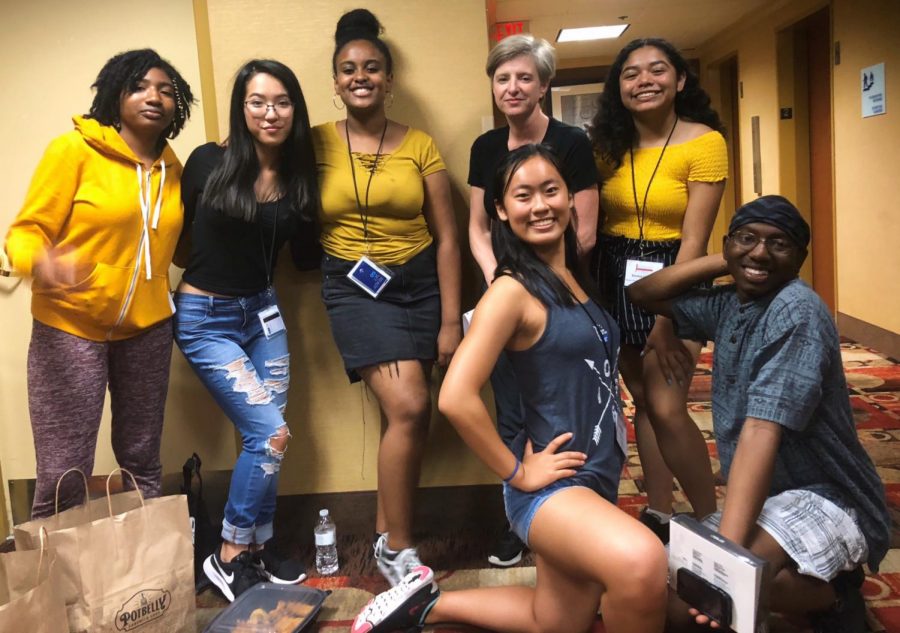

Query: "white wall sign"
<box><xmin>861</xmin><ymin>62</ymin><xmax>886</xmax><ymax>118</ymax></box>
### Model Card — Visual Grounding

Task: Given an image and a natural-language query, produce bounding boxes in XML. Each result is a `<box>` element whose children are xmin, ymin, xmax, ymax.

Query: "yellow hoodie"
<box><xmin>5</xmin><ymin>116</ymin><xmax>183</xmax><ymax>341</ymax></box>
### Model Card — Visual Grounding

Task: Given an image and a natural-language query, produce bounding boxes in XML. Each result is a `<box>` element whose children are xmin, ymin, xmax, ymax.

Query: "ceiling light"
<box><xmin>557</xmin><ymin>24</ymin><xmax>630</xmax><ymax>42</ymax></box>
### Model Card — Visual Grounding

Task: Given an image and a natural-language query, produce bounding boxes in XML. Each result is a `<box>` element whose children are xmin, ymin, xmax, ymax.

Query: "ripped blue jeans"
<box><xmin>173</xmin><ymin>288</ymin><xmax>289</xmax><ymax>545</ymax></box>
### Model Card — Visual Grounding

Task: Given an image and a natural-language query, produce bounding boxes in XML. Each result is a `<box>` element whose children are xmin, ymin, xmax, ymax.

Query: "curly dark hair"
<box><xmin>86</xmin><ymin>48</ymin><xmax>195</xmax><ymax>140</ymax></box>
<box><xmin>590</xmin><ymin>38</ymin><xmax>724</xmax><ymax>169</ymax></box>
<box><xmin>332</xmin><ymin>8</ymin><xmax>393</xmax><ymax>74</ymax></box>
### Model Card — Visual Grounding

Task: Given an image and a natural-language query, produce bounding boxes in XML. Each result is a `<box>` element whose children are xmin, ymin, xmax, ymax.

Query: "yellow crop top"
<box><xmin>598</xmin><ymin>131</ymin><xmax>727</xmax><ymax>241</ymax></box>
<box><xmin>313</xmin><ymin>122</ymin><xmax>446</xmax><ymax>265</ymax></box>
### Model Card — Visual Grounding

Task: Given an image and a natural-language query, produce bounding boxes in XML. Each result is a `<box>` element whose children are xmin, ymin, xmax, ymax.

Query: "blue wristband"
<box><xmin>502</xmin><ymin>459</ymin><xmax>521</xmax><ymax>484</ymax></box>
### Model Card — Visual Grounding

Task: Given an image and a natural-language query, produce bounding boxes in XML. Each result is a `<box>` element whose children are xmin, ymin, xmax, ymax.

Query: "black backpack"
<box><xmin>181</xmin><ymin>453</ymin><xmax>219</xmax><ymax>592</ymax></box>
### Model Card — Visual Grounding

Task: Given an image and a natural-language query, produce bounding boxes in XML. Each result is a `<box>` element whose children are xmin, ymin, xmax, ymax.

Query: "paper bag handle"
<box><xmin>54</xmin><ymin>468</ymin><xmax>90</xmax><ymax>515</ymax></box>
<box><xmin>36</xmin><ymin>526</ymin><xmax>50</xmax><ymax>586</ymax></box>
<box><xmin>105</xmin><ymin>468</ymin><xmax>146</xmax><ymax>516</ymax></box>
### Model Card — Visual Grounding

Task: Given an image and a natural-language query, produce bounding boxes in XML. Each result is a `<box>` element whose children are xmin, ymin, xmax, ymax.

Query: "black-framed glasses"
<box><xmin>244</xmin><ymin>99</ymin><xmax>294</xmax><ymax>117</ymax></box>
<box><xmin>727</xmin><ymin>229</ymin><xmax>796</xmax><ymax>256</ymax></box>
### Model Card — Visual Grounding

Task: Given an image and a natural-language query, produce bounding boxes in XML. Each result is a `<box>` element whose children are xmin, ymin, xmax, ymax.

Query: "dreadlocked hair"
<box><xmin>86</xmin><ymin>48</ymin><xmax>195</xmax><ymax>140</ymax></box>
<box><xmin>491</xmin><ymin>144</ymin><xmax>600</xmax><ymax>308</ymax></box>
<box><xmin>590</xmin><ymin>38</ymin><xmax>725</xmax><ymax>169</ymax></box>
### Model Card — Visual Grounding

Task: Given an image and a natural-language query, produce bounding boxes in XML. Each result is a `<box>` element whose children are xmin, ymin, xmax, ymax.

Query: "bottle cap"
<box><xmin>319</xmin><ymin>509</ymin><xmax>329</xmax><ymax>517</ymax></box>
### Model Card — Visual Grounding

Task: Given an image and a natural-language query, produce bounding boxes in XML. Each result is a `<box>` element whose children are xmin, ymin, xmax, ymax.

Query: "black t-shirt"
<box><xmin>180</xmin><ymin>142</ymin><xmax>302</xmax><ymax>296</ymax></box>
<box><xmin>467</xmin><ymin>118</ymin><xmax>598</xmax><ymax>217</ymax></box>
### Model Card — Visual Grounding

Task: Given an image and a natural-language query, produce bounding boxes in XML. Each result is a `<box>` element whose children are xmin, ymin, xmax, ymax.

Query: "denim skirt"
<box><xmin>320</xmin><ymin>244</ymin><xmax>441</xmax><ymax>382</ymax></box>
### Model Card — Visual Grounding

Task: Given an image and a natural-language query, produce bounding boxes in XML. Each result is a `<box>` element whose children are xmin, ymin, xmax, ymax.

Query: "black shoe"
<box><xmin>253</xmin><ymin>546</ymin><xmax>307</xmax><ymax>584</ymax></box>
<box><xmin>203</xmin><ymin>550</ymin><xmax>266</xmax><ymax>602</ymax></box>
<box><xmin>810</xmin><ymin>567</ymin><xmax>867</xmax><ymax>633</ymax></box>
<box><xmin>639</xmin><ymin>508</ymin><xmax>671</xmax><ymax>545</ymax></box>
<box><xmin>488</xmin><ymin>528</ymin><xmax>525</xmax><ymax>567</ymax></box>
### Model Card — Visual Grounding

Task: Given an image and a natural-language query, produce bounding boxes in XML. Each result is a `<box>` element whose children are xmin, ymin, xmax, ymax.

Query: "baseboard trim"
<box><xmin>837</xmin><ymin>312</ymin><xmax>900</xmax><ymax>361</ymax></box>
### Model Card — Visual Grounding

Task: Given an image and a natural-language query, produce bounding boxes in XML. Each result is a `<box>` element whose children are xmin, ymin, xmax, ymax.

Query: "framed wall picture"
<box><xmin>550</xmin><ymin>82</ymin><xmax>604</xmax><ymax>132</ymax></box>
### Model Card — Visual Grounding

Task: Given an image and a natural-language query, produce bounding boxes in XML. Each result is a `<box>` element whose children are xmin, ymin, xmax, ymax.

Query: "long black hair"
<box><xmin>491</xmin><ymin>144</ymin><xmax>597</xmax><ymax>307</ymax></box>
<box><xmin>202</xmin><ymin>59</ymin><xmax>318</xmax><ymax>224</ymax></box>
<box><xmin>590</xmin><ymin>38</ymin><xmax>725</xmax><ymax>169</ymax></box>
<box><xmin>86</xmin><ymin>48</ymin><xmax>194</xmax><ymax>140</ymax></box>
<box><xmin>332</xmin><ymin>8</ymin><xmax>394</xmax><ymax>74</ymax></box>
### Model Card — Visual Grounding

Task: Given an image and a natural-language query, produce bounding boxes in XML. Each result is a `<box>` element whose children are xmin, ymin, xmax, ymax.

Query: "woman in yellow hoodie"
<box><xmin>4</xmin><ymin>49</ymin><xmax>194</xmax><ymax>518</ymax></box>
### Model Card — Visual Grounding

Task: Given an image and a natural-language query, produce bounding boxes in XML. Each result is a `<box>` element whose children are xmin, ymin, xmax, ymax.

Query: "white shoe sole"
<box><xmin>264</xmin><ymin>571</ymin><xmax>308</xmax><ymax>585</ymax></box>
<box><xmin>203</xmin><ymin>555</ymin><xmax>236</xmax><ymax>602</ymax></box>
<box><xmin>487</xmin><ymin>550</ymin><xmax>523</xmax><ymax>567</ymax></box>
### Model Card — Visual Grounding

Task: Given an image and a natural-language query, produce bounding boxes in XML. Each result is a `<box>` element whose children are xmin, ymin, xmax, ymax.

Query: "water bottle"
<box><xmin>314</xmin><ymin>508</ymin><xmax>339</xmax><ymax>575</ymax></box>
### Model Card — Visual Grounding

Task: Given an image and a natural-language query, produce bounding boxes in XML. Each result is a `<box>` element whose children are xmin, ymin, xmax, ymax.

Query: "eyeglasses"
<box><xmin>244</xmin><ymin>99</ymin><xmax>294</xmax><ymax>117</ymax></box>
<box><xmin>727</xmin><ymin>229</ymin><xmax>796</xmax><ymax>256</ymax></box>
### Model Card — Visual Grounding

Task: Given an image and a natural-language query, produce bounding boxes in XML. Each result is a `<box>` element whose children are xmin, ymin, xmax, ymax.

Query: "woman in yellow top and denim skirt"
<box><xmin>313</xmin><ymin>9</ymin><xmax>461</xmax><ymax>586</ymax></box>
<box><xmin>590</xmin><ymin>38</ymin><xmax>727</xmax><ymax>538</ymax></box>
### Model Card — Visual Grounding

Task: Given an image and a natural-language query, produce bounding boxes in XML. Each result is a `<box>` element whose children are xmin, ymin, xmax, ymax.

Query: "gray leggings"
<box><xmin>27</xmin><ymin>319</ymin><xmax>173</xmax><ymax>518</ymax></box>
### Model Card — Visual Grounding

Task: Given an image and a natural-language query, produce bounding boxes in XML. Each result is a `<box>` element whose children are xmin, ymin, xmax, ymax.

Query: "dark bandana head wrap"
<box><xmin>729</xmin><ymin>195</ymin><xmax>811</xmax><ymax>248</ymax></box>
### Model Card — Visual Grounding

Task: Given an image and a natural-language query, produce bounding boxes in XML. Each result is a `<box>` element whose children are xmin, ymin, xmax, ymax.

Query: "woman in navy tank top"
<box><xmin>353</xmin><ymin>144</ymin><xmax>668</xmax><ymax>633</ymax></box>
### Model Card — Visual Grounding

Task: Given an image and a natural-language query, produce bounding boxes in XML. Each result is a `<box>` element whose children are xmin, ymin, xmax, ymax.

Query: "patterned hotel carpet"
<box><xmin>196</xmin><ymin>339</ymin><xmax>900</xmax><ymax>633</ymax></box>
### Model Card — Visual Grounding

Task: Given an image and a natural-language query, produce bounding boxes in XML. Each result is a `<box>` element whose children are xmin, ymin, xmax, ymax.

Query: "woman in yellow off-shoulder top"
<box><xmin>590</xmin><ymin>38</ymin><xmax>727</xmax><ymax>539</ymax></box>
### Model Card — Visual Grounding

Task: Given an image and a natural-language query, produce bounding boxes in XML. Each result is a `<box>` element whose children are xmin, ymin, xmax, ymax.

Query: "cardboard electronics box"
<box><xmin>669</xmin><ymin>515</ymin><xmax>771</xmax><ymax>633</ymax></box>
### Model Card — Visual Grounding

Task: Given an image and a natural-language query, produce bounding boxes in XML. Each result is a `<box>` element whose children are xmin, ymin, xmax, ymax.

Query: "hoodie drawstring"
<box><xmin>135</xmin><ymin>161</ymin><xmax>166</xmax><ymax>281</ymax></box>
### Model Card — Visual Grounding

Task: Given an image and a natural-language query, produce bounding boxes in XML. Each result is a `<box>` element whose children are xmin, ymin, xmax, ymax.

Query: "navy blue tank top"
<box><xmin>507</xmin><ymin>289</ymin><xmax>626</xmax><ymax>502</ymax></box>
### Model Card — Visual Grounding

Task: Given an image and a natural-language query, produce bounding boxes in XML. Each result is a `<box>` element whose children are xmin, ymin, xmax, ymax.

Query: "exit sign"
<box><xmin>492</xmin><ymin>21</ymin><xmax>528</xmax><ymax>41</ymax></box>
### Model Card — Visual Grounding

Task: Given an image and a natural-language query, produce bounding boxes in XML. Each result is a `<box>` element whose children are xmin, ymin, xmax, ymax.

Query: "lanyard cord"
<box><xmin>346</xmin><ymin>119</ymin><xmax>388</xmax><ymax>255</ymax></box>
<box><xmin>630</xmin><ymin>116</ymin><xmax>678</xmax><ymax>248</ymax></box>
<box><xmin>574</xmin><ymin>296</ymin><xmax>615</xmax><ymax>373</ymax></box>
<box><xmin>259</xmin><ymin>201</ymin><xmax>278</xmax><ymax>289</ymax></box>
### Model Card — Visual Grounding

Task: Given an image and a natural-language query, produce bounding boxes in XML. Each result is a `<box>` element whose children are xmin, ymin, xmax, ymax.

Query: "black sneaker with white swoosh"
<box><xmin>203</xmin><ymin>549</ymin><xmax>266</xmax><ymax>602</ymax></box>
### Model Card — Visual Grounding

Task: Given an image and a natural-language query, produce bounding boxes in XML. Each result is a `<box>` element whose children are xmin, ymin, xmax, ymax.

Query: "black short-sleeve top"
<box><xmin>467</xmin><ymin>118</ymin><xmax>598</xmax><ymax>217</ymax></box>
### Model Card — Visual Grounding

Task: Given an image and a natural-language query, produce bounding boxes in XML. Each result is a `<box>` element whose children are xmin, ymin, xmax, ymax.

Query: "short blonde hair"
<box><xmin>486</xmin><ymin>34</ymin><xmax>556</xmax><ymax>84</ymax></box>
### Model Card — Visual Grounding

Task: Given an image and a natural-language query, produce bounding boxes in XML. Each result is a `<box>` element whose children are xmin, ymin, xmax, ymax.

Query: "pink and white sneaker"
<box><xmin>352</xmin><ymin>566</ymin><xmax>440</xmax><ymax>633</ymax></box>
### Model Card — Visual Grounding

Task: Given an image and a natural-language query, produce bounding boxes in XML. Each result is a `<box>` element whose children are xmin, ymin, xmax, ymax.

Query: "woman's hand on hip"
<box><xmin>512</xmin><ymin>432</ymin><xmax>586</xmax><ymax>492</ymax></box>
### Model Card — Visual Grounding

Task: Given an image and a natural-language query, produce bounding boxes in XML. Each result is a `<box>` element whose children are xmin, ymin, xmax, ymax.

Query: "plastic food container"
<box><xmin>203</xmin><ymin>583</ymin><xmax>329</xmax><ymax>633</ymax></box>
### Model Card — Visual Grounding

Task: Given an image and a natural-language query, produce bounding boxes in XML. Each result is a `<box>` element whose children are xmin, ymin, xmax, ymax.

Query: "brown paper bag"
<box><xmin>0</xmin><ymin>528</ymin><xmax>68</xmax><ymax>633</ymax></box>
<box><xmin>15</xmin><ymin>469</ymin><xmax>196</xmax><ymax>633</ymax></box>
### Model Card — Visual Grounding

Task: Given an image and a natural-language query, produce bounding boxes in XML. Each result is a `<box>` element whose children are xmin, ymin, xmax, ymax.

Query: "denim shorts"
<box><xmin>320</xmin><ymin>244</ymin><xmax>441</xmax><ymax>382</ymax></box>
<box><xmin>504</xmin><ymin>478</ymin><xmax>588</xmax><ymax>546</ymax></box>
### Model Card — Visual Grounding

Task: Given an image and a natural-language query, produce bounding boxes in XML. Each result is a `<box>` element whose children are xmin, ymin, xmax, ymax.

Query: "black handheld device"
<box><xmin>676</xmin><ymin>568</ymin><xmax>733</xmax><ymax>628</ymax></box>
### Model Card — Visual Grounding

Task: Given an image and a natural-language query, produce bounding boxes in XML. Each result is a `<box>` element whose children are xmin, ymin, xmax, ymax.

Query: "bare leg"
<box><xmin>428</xmin><ymin>487</ymin><xmax>669</xmax><ymax>633</ymax></box>
<box><xmin>358</xmin><ymin>360</ymin><xmax>431</xmax><ymax>550</ymax></box>
<box><xmin>642</xmin><ymin>341</ymin><xmax>717</xmax><ymax>517</ymax></box>
<box><xmin>620</xmin><ymin>344</ymin><xmax>675</xmax><ymax>513</ymax></box>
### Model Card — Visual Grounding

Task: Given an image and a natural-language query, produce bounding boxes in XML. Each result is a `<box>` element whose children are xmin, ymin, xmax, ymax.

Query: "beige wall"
<box><xmin>202</xmin><ymin>0</ymin><xmax>495</xmax><ymax>494</ymax></box>
<box><xmin>696</xmin><ymin>0</ymin><xmax>899</xmax><ymax>335</ymax></box>
<box><xmin>831</xmin><ymin>0</ymin><xmax>900</xmax><ymax>334</ymax></box>
<box><xmin>0</xmin><ymin>0</ymin><xmax>496</xmax><ymax>510</ymax></box>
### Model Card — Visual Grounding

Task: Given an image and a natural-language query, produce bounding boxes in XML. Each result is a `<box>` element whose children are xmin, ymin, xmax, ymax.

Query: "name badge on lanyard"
<box><xmin>347</xmin><ymin>255</ymin><xmax>393</xmax><ymax>299</ymax></box>
<box><xmin>258</xmin><ymin>305</ymin><xmax>286</xmax><ymax>338</ymax></box>
<box><xmin>624</xmin><ymin>259</ymin><xmax>664</xmax><ymax>287</ymax></box>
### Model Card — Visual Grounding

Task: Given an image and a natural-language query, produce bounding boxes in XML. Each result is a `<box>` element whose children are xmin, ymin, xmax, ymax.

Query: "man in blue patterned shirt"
<box><xmin>628</xmin><ymin>195</ymin><xmax>889</xmax><ymax>633</ymax></box>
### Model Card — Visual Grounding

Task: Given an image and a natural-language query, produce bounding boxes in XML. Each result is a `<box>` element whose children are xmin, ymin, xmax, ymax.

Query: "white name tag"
<box><xmin>624</xmin><ymin>259</ymin><xmax>664</xmax><ymax>287</ymax></box>
<box><xmin>462</xmin><ymin>309</ymin><xmax>475</xmax><ymax>335</ymax></box>
<box><xmin>258</xmin><ymin>305</ymin><xmax>286</xmax><ymax>338</ymax></box>
<box><xmin>347</xmin><ymin>255</ymin><xmax>393</xmax><ymax>299</ymax></box>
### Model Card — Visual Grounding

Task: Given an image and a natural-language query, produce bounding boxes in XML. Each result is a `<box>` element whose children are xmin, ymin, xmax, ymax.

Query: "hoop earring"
<box><xmin>332</xmin><ymin>94</ymin><xmax>345</xmax><ymax>110</ymax></box>
<box><xmin>385</xmin><ymin>91</ymin><xmax>394</xmax><ymax>110</ymax></box>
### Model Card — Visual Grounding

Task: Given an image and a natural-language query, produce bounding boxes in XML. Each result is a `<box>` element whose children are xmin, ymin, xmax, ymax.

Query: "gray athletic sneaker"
<box><xmin>374</xmin><ymin>533</ymin><xmax>424</xmax><ymax>587</ymax></box>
